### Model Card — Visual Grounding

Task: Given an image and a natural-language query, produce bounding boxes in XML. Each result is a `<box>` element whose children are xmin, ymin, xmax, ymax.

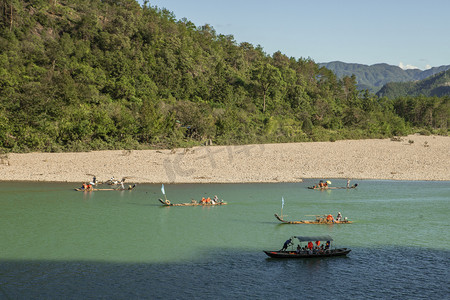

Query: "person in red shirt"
<box><xmin>327</xmin><ymin>214</ymin><xmax>335</xmax><ymax>223</ymax></box>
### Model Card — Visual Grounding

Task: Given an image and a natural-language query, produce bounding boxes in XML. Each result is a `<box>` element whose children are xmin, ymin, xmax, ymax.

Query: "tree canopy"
<box><xmin>0</xmin><ymin>0</ymin><xmax>448</xmax><ymax>152</ymax></box>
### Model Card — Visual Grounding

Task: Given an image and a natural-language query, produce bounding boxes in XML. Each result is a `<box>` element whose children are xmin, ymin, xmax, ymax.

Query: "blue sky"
<box><xmin>139</xmin><ymin>0</ymin><xmax>449</xmax><ymax>70</ymax></box>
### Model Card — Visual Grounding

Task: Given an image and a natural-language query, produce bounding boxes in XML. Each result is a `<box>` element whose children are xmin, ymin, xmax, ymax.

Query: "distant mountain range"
<box><xmin>376</xmin><ymin>69</ymin><xmax>450</xmax><ymax>98</ymax></box>
<box><xmin>319</xmin><ymin>61</ymin><xmax>450</xmax><ymax>95</ymax></box>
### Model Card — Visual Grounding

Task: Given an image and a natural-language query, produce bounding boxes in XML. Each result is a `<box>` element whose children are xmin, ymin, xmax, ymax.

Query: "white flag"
<box><xmin>281</xmin><ymin>197</ymin><xmax>284</xmax><ymax>209</ymax></box>
<box><xmin>161</xmin><ymin>184</ymin><xmax>165</xmax><ymax>195</ymax></box>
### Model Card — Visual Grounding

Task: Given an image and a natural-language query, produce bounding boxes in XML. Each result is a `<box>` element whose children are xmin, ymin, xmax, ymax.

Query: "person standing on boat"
<box><xmin>281</xmin><ymin>238</ymin><xmax>292</xmax><ymax>251</ymax></box>
<box><xmin>336</xmin><ymin>212</ymin><xmax>342</xmax><ymax>221</ymax></box>
<box><xmin>307</xmin><ymin>241</ymin><xmax>313</xmax><ymax>250</ymax></box>
<box><xmin>315</xmin><ymin>240</ymin><xmax>321</xmax><ymax>248</ymax></box>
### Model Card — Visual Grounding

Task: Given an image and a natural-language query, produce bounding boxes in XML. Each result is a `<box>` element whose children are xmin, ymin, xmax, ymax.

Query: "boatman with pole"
<box><xmin>281</xmin><ymin>238</ymin><xmax>292</xmax><ymax>251</ymax></box>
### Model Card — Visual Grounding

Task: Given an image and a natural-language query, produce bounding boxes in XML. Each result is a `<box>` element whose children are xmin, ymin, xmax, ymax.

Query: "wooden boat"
<box><xmin>308</xmin><ymin>184</ymin><xmax>358</xmax><ymax>190</ymax></box>
<box><xmin>158</xmin><ymin>198</ymin><xmax>227</xmax><ymax>206</ymax></box>
<box><xmin>263</xmin><ymin>235</ymin><xmax>351</xmax><ymax>258</ymax></box>
<box><xmin>105</xmin><ymin>176</ymin><xmax>132</xmax><ymax>185</ymax></box>
<box><xmin>75</xmin><ymin>184</ymin><xmax>137</xmax><ymax>192</ymax></box>
<box><xmin>264</xmin><ymin>248</ymin><xmax>351</xmax><ymax>258</ymax></box>
<box><xmin>158</xmin><ymin>184</ymin><xmax>226</xmax><ymax>206</ymax></box>
<box><xmin>274</xmin><ymin>213</ymin><xmax>352</xmax><ymax>224</ymax></box>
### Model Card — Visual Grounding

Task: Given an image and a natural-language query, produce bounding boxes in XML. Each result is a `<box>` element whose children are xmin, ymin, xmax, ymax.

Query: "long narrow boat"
<box><xmin>264</xmin><ymin>248</ymin><xmax>351</xmax><ymax>258</ymax></box>
<box><xmin>308</xmin><ymin>184</ymin><xmax>358</xmax><ymax>190</ymax></box>
<box><xmin>275</xmin><ymin>213</ymin><xmax>352</xmax><ymax>224</ymax></box>
<box><xmin>263</xmin><ymin>235</ymin><xmax>351</xmax><ymax>258</ymax></box>
<box><xmin>75</xmin><ymin>184</ymin><xmax>137</xmax><ymax>192</ymax></box>
<box><xmin>158</xmin><ymin>198</ymin><xmax>227</xmax><ymax>206</ymax></box>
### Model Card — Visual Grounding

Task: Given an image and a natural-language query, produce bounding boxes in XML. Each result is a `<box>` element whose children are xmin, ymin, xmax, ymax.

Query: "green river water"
<box><xmin>0</xmin><ymin>179</ymin><xmax>448</xmax><ymax>299</ymax></box>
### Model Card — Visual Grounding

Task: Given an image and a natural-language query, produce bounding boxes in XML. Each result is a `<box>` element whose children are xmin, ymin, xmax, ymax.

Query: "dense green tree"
<box><xmin>0</xmin><ymin>0</ymin><xmax>447</xmax><ymax>153</ymax></box>
<box><xmin>251</xmin><ymin>62</ymin><xmax>283</xmax><ymax>113</ymax></box>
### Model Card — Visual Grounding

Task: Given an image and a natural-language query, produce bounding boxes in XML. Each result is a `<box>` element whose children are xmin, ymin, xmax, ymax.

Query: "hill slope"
<box><xmin>0</xmin><ymin>1</ymin><xmax>447</xmax><ymax>153</ymax></box>
<box><xmin>377</xmin><ymin>70</ymin><xmax>450</xmax><ymax>98</ymax></box>
<box><xmin>319</xmin><ymin>61</ymin><xmax>450</xmax><ymax>93</ymax></box>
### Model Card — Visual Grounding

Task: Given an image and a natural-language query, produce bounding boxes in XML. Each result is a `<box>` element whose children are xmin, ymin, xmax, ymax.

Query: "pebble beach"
<box><xmin>1</xmin><ymin>135</ymin><xmax>449</xmax><ymax>183</ymax></box>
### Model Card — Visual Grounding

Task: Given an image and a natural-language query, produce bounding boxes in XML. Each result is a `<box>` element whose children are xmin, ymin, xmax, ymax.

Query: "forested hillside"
<box><xmin>0</xmin><ymin>0</ymin><xmax>448</xmax><ymax>153</ymax></box>
<box><xmin>319</xmin><ymin>61</ymin><xmax>450</xmax><ymax>93</ymax></box>
<box><xmin>377</xmin><ymin>70</ymin><xmax>450</xmax><ymax>98</ymax></box>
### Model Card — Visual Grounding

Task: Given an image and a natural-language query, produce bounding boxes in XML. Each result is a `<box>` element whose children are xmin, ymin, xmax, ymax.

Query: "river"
<box><xmin>0</xmin><ymin>179</ymin><xmax>448</xmax><ymax>299</ymax></box>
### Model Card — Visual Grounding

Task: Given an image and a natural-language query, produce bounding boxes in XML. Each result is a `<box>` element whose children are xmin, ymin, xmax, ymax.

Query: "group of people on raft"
<box><xmin>79</xmin><ymin>175</ymin><xmax>99</xmax><ymax>191</ymax></box>
<box><xmin>281</xmin><ymin>239</ymin><xmax>332</xmax><ymax>254</ymax></box>
<box><xmin>79</xmin><ymin>176</ymin><xmax>134</xmax><ymax>191</ymax></box>
<box><xmin>310</xmin><ymin>180</ymin><xmax>331</xmax><ymax>189</ymax></box>
<box><xmin>79</xmin><ymin>183</ymin><xmax>94</xmax><ymax>191</ymax></box>
<box><xmin>311</xmin><ymin>179</ymin><xmax>357</xmax><ymax>189</ymax></box>
<box><xmin>317</xmin><ymin>180</ymin><xmax>329</xmax><ymax>188</ymax></box>
<box><xmin>321</xmin><ymin>212</ymin><xmax>347</xmax><ymax>223</ymax></box>
<box><xmin>79</xmin><ymin>176</ymin><xmax>98</xmax><ymax>191</ymax></box>
<box><xmin>200</xmin><ymin>195</ymin><xmax>221</xmax><ymax>204</ymax></box>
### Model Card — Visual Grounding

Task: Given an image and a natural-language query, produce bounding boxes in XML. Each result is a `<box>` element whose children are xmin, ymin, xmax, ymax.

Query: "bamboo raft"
<box><xmin>159</xmin><ymin>199</ymin><xmax>227</xmax><ymax>206</ymax></box>
<box><xmin>308</xmin><ymin>184</ymin><xmax>358</xmax><ymax>190</ymax></box>
<box><xmin>275</xmin><ymin>213</ymin><xmax>352</xmax><ymax>224</ymax></box>
<box><xmin>75</xmin><ymin>184</ymin><xmax>136</xmax><ymax>192</ymax></box>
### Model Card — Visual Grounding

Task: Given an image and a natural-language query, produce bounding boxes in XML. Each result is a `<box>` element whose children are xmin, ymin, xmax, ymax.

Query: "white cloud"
<box><xmin>425</xmin><ymin>64</ymin><xmax>432</xmax><ymax>70</ymax></box>
<box><xmin>399</xmin><ymin>62</ymin><xmax>419</xmax><ymax>70</ymax></box>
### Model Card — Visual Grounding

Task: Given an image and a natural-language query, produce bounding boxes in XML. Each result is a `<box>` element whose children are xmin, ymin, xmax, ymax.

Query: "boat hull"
<box><xmin>159</xmin><ymin>199</ymin><xmax>227</xmax><ymax>206</ymax></box>
<box><xmin>263</xmin><ymin>248</ymin><xmax>351</xmax><ymax>258</ymax></box>
<box><xmin>308</xmin><ymin>186</ymin><xmax>356</xmax><ymax>190</ymax></box>
<box><xmin>75</xmin><ymin>185</ymin><xmax>136</xmax><ymax>192</ymax></box>
<box><xmin>274</xmin><ymin>214</ymin><xmax>352</xmax><ymax>224</ymax></box>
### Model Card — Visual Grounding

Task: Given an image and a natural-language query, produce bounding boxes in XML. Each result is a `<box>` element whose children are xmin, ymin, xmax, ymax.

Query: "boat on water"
<box><xmin>105</xmin><ymin>176</ymin><xmax>133</xmax><ymax>185</ymax></box>
<box><xmin>274</xmin><ymin>213</ymin><xmax>352</xmax><ymax>224</ymax></box>
<box><xmin>263</xmin><ymin>235</ymin><xmax>351</xmax><ymax>258</ymax></box>
<box><xmin>308</xmin><ymin>184</ymin><xmax>358</xmax><ymax>190</ymax></box>
<box><xmin>276</xmin><ymin>198</ymin><xmax>351</xmax><ymax>224</ymax></box>
<box><xmin>75</xmin><ymin>175</ymin><xmax>136</xmax><ymax>191</ymax></box>
<box><xmin>75</xmin><ymin>184</ymin><xmax>137</xmax><ymax>192</ymax></box>
<box><xmin>308</xmin><ymin>180</ymin><xmax>358</xmax><ymax>190</ymax></box>
<box><xmin>158</xmin><ymin>198</ymin><xmax>227</xmax><ymax>206</ymax></box>
<box><xmin>158</xmin><ymin>183</ymin><xmax>226</xmax><ymax>207</ymax></box>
